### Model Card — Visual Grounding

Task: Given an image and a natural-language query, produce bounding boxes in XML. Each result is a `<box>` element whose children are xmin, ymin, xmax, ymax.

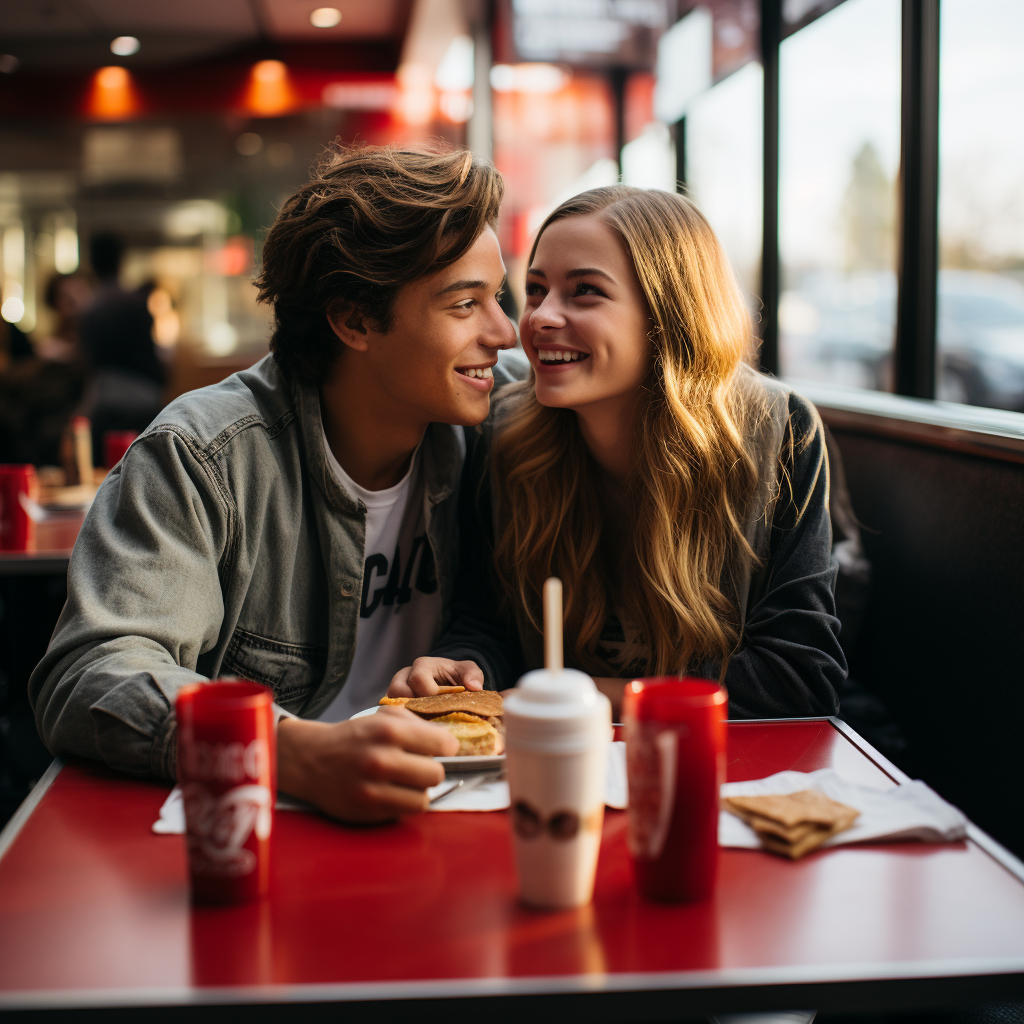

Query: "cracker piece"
<box><xmin>736</xmin><ymin>810</ymin><xmax>822</xmax><ymax>844</ymax></box>
<box><xmin>758</xmin><ymin>826</ymin><xmax>834</xmax><ymax>859</ymax></box>
<box><xmin>757</xmin><ymin>809</ymin><xmax>860</xmax><ymax>858</ymax></box>
<box><xmin>724</xmin><ymin>789</ymin><xmax>859</xmax><ymax>828</ymax></box>
<box><xmin>405</xmin><ymin>690</ymin><xmax>504</xmax><ymax>719</ymax></box>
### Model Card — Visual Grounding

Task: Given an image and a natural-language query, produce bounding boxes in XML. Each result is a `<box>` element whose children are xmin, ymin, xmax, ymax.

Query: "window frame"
<box><xmin>754</xmin><ymin>0</ymin><xmax>942</xmax><ymax>403</ymax></box>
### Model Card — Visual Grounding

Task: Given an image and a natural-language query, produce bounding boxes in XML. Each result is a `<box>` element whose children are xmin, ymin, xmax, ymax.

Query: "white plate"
<box><xmin>351</xmin><ymin>706</ymin><xmax>505</xmax><ymax>773</ymax></box>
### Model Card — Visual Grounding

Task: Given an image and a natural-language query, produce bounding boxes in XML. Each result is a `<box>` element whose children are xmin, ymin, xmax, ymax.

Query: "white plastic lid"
<box><xmin>504</xmin><ymin>669</ymin><xmax>612</xmax><ymax>753</ymax></box>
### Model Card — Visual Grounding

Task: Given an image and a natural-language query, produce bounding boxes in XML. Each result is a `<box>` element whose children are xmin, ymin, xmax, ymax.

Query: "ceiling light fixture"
<box><xmin>245</xmin><ymin>61</ymin><xmax>296</xmax><ymax>116</ymax></box>
<box><xmin>87</xmin><ymin>65</ymin><xmax>141</xmax><ymax>119</ymax></box>
<box><xmin>310</xmin><ymin>7</ymin><xmax>342</xmax><ymax>28</ymax></box>
<box><xmin>110</xmin><ymin>36</ymin><xmax>140</xmax><ymax>57</ymax></box>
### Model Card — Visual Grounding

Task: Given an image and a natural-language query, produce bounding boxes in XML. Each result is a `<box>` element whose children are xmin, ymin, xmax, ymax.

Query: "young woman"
<box><xmin>392</xmin><ymin>186</ymin><xmax>845</xmax><ymax>718</ymax></box>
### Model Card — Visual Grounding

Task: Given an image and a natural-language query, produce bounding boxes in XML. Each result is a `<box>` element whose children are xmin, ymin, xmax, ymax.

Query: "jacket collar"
<box><xmin>294</xmin><ymin>381</ymin><xmax>464</xmax><ymax>513</ymax></box>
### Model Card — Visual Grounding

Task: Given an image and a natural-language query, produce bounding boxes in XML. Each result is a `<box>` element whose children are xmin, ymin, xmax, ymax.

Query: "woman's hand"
<box><xmin>276</xmin><ymin>706</ymin><xmax>458</xmax><ymax>823</ymax></box>
<box><xmin>388</xmin><ymin>657</ymin><xmax>485</xmax><ymax>697</ymax></box>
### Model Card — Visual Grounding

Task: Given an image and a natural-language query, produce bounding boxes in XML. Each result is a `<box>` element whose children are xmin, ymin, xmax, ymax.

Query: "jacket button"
<box><xmin>341</xmin><ymin>581</ymin><xmax>354</xmax><ymax>595</ymax></box>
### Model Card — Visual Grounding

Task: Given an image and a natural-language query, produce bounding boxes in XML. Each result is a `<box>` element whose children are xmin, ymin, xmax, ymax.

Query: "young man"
<box><xmin>29</xmin><ymin>145</ymin><xmax>520</xmax><ymax>822</ymax></box>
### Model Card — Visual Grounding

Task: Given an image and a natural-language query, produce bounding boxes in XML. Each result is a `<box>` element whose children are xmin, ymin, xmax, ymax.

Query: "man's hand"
<box><xmin>276</xmin><ymin>706</ymin><xmax>458</xmax><ymax>823</ymax></box>
<box><xmin>388</xmin><ymin>657</ymin><xmax>485</xmax><ymax>697</ymax></box>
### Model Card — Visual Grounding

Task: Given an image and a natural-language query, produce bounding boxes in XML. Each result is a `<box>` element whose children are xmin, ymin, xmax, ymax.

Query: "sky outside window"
<box><xmin>777</xmin><ymin>0</ymin><xmax>900</xmax><ymax>391</ymax></box>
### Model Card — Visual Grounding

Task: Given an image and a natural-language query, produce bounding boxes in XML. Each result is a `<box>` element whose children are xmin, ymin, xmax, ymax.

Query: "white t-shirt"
<box><xmin>317</xmin><ymin>430</ymin><xmax>443</xmax><ymax>722</ymax></box>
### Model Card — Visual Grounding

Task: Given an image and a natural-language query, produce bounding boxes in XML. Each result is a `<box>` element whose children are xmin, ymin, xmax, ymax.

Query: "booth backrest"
<box><xmin>824</xmin><ymin>419</ymin><xmax>1024</xmax><ymax>857</ymax></box>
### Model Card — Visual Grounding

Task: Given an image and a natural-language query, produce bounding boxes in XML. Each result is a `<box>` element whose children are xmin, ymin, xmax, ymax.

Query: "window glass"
<box><xmin>777</xmin><ymin>0</ymin><xmax>900</xmax><ymax>390</ymax></box>
<box><xmin>937</xmin><ymin>0</ymin><xmax>1024</xmax><ymax>410</ymax></box>
<box><xmin>685</xmin><ymin>61</ymin><xmax>764</xmax><ymax>308</ymax></box>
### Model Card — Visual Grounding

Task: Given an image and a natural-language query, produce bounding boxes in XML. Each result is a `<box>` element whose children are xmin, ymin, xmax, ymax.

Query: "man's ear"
<box><xmin>326</xmin><ymin>300</ymin><xmax>370</xmax><ymax>352</ymax></box>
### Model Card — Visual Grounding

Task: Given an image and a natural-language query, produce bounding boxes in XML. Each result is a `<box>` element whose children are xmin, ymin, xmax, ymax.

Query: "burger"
<box><xmin>379</xmin><ymin>689</ymin><xmax>504</xmax><ymax>755</ymax></box>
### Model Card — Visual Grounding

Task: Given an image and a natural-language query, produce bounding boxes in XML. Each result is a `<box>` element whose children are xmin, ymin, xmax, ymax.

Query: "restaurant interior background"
<box><xmin>1</xmin><ymin>0</ymin><xmax>1023</xmax><ymax>858</ymax></box>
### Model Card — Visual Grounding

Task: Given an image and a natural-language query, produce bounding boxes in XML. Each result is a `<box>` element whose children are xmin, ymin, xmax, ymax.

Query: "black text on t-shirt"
<box><xmin>360</xmin><ymin>534</ymin><xmax>438</xmax><ymax>618</ymax></box>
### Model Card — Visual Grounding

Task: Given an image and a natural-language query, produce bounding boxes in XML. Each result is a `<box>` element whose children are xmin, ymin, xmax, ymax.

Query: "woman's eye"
<box><xmin>574</xmin><ymin>282</ymin><xmax>605</xmax><ymax>298</ymax></box>
<box><xmin>524</xmin><ymin>282</ymin><xmax>545</xmax><ymax>299</ymax></box>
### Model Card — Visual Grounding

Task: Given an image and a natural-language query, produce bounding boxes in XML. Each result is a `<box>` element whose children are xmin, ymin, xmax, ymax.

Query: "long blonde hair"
<box><xmin>493</xmin><ymin>186</ymin><xmax>770</xmax><ymax>678</ymax></box>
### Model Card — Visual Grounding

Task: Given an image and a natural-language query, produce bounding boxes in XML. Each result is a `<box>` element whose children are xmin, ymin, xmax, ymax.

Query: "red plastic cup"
<box><xmin>176</xmin><ymin>681</ymin><xmax>276</xmax><ymax>904</ymax></box>
<box><xmin>623</xmin><ymin>677</ymin><xmax>727</xmax><ymax>902</ymax></box>
<box><xmin>0</xmin><ymin>464</ymin><xmax>39</xmax><ymax>552</ymax></box>
<box><xmin>103</xmin><ymin>430</ymin><xmax>138</xmax><ymax>469</ymax></box>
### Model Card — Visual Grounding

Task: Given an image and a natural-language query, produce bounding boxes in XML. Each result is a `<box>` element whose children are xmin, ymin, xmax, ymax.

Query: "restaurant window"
<box><xmin>776</xmin><ymin>0</ymin><xmax>901</xmax><ymax>391</ymax></box>
<box><xmin>685</xmin><ymin>62</ymin><xmax>764</xmax><ymax>310</ymax></box>
<box><xmin>936</xmin><ymin>0</ymin><xmax>1024</xmax><ymax>412</ymax></box>
<box><xmin>666</xmin><ymin>1</ymin><xmax>762</xmax><ymax>310</ymax></box>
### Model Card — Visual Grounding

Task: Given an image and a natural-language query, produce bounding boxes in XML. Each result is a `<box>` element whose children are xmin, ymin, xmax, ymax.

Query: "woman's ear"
<box><xmin>326</xmin><ymin>300</ymin><xmax>370</xmax><ymax>352</ymax></box>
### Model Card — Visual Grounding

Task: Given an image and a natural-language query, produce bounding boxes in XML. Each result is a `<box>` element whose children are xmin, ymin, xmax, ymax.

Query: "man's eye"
<box><xmin>455</xmin><ymin>299</ymin><xmax>477</xmax><ymax>311</ymax></box>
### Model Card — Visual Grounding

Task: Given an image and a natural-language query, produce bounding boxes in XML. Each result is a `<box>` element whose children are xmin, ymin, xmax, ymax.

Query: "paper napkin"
<box><xmin>152</xmin><ymin>741</ymin><xmax>629</xmax><ymax>830</ymax></box>
<box><xmin>718</xmin><ymin>768</ymin><xmax>968</xmax><ymax>849</ymax></box>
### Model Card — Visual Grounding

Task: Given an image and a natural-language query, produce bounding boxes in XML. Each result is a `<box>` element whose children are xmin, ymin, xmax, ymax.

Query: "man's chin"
<box><xmin>440</xmin><ymin>395</ymin><xmax>492</xmax><ymax>428</ymax></box>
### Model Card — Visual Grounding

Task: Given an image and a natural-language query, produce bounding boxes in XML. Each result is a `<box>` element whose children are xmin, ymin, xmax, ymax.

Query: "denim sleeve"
<box><xmin>724</xmin><ymin>394</ymin><xmax>847</xmax><ymax>719</ymax></box>
<box><xmin>28</xmin><ymin>428</ymin><xmax>231</xmax><ymax>780</ymax></box>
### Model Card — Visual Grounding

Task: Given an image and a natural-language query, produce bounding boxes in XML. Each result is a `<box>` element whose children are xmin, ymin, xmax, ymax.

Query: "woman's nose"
<box><xmin>529</xmin><ymin>294</ymin><xmax>566</xmax><ymax>330</ymax></box>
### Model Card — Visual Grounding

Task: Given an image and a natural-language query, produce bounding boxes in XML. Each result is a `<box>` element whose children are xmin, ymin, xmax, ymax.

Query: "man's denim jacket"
<box><xmin>29</xmin><ymin>352</ymin><xmax>526</xmax><ymax>780</ymax></box>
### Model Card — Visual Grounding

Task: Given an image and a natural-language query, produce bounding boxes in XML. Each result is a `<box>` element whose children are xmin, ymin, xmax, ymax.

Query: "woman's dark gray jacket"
<box><xmin>432</xmin><ymin>366</ymin><xmax>847</xmax><ymax>719</ymax></box>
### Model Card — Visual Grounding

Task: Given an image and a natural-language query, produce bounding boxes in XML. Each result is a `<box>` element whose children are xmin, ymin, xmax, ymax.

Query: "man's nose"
<box><xmin>482</xmin><ymin>305</ymin><xmax>518</xmax><ymax>350</ymax></box>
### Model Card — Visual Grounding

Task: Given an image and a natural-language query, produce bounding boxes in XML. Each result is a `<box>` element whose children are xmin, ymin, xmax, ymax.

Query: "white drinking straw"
<box><xmin>543</xmin><ymin>576</ymin><xmax>563</xmax><ymax>673</ymax></box>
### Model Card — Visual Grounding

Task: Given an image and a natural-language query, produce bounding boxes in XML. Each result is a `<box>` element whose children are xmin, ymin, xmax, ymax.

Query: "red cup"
<box><xmin>103</xmin><ymin>430</ymin><xmax>138</xmax><ymax>469</ymax></box>
<box><xmin>623</xmin><ymin>677</ymin><xmax>727</xmax><ymax>902</ymax></box>
<box><xmin>0</xmin><ymin>464</ymin><xmax>39</xmax><ymax>552</ymax></box>
<box><xmin>176</xmin><ymin>681</ymin><xmax>276</xmax><ymax>904</ymax></box>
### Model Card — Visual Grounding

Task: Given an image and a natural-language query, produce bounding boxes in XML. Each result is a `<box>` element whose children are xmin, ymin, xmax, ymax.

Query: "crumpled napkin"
<box><xmin>152</xmin><ymin>742</ymin><xmax>629</xmax><ymax>831</ymax></box>
<box><xmin>718</xmin><ymin>768</ymin><xmax>968</xmax><ymax>849</ymax></box>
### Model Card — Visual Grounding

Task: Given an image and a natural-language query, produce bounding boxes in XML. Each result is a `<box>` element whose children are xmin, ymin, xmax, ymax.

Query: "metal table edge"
<box><xmin>0</xmin><ymin>956</ymin><xmax>1022</xmax><ymax>1011</ymax></box>
<box><xmin>0</xmin><ymin>757</ymin><xmax>64</xmax><ymax>865</ymax></box>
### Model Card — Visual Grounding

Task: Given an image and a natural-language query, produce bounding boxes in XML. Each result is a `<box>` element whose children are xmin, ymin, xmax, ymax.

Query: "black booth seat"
<box><xmin>805</xmin><ymin>382</ymin><xmax>1024</xmax><ymax>860</ymax></box>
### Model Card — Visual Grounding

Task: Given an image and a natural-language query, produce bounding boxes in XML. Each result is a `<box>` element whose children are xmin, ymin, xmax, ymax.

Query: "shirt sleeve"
<box><xmin>723</xmin><ymin>393</ymin><xmax>847</xmax><ymax>718</ymax></box>
<box><xmin>28</xmin><ymin>428</ymin><xmax>231</xmax><ymax>780</ymax></box>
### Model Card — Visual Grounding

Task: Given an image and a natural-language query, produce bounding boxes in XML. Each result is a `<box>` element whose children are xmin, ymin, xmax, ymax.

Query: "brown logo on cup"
<box><xmin>512</xmin><ymin>801</ymin><xmax>582</xmax><ymax>841</ymax></box>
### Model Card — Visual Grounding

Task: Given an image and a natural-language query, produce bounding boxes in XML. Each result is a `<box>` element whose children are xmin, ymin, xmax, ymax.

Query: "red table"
<box><xmin>1</xmin><ymin>718</ymin><xmax>1022</xmax><ymax>1018</ymax></box>
<box><xmin>0</xmin><ymin>514</ymin><xmax>82</xmax><ymax>576</ymax></box>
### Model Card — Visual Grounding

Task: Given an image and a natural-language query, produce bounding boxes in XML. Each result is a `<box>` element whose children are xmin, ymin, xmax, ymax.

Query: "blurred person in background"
<box><xmin>0</xmin><ymin>275</ymin><xmax>88</xmax><ymax>465</ymax></box>
<box><xmin>37</xmin><ymin>272</ymin><xmax>92</xmax><ymax>364</ymax></box>
<box><xmin>80</xmin><ymin>232</ymin><xmax>167</xmax><ymax>463</ymax></box>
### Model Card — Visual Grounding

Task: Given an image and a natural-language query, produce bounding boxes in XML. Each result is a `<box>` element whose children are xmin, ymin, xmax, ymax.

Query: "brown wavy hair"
<box><xmin>256</xmin><ymin>142</ymin><xmax>504</xmax><ymax>386</ymax></box>
<box><xmin>492</xmin><ymin>186</ymin><xmax>770</xmax><ymax>679</ymax></box>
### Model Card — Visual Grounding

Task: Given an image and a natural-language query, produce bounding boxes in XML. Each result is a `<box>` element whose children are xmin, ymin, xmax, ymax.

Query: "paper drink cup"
<box><xmin>176</xmin><ymin>681</ymin><xmax>276</xmax><ymax>904</ymax></box>
<box><xmin>623</xmin><ymin>677</ymin><xmax>727</xmax><ymax>902</ymax></box>
<box><xmin>505</xmin><ymin>668</ymin><xmax>612</xmax><ymax>909</ymax></box>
